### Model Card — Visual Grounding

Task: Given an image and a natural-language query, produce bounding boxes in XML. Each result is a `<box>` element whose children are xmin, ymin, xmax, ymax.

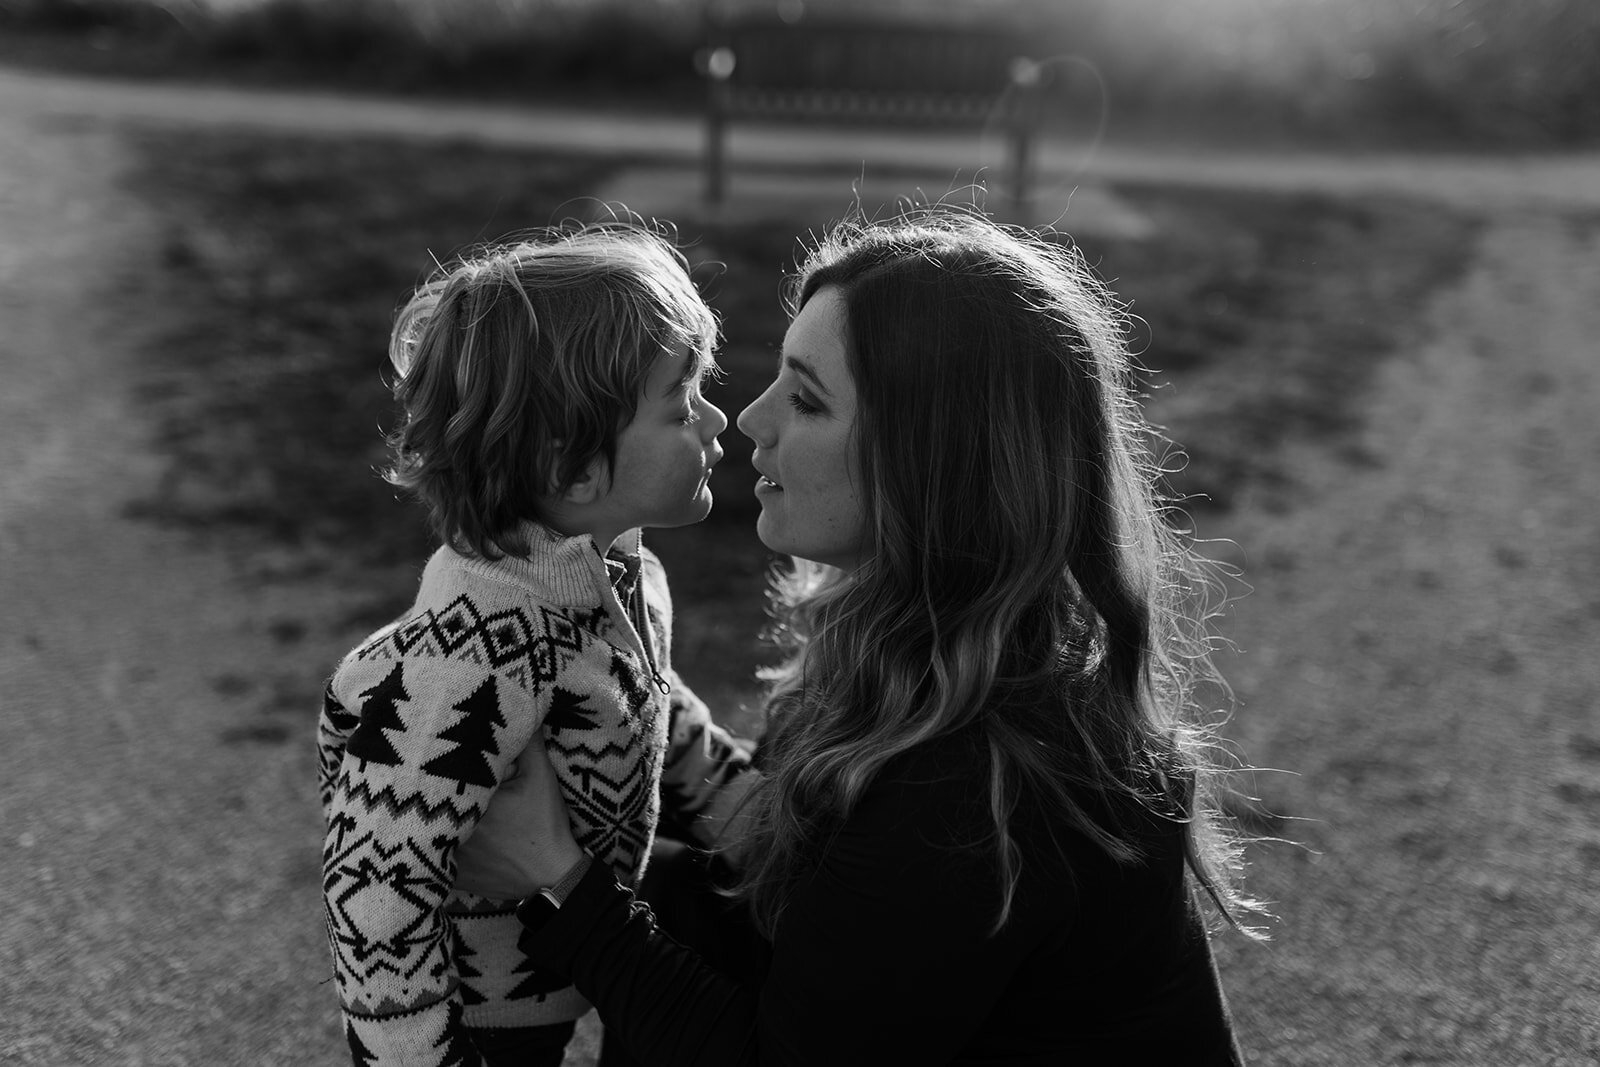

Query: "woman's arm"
<box><xmin>526</xmin><ymin>859</ymin><xmax>762</xmax><ymax>1063</ymax></box>
<box><xmin>458</xmin><ymin>739</ymin><xmax>1038</xmax><ymax>1066</ymax></box>
<box><xmin>454</xmin><ymin>741</ymin><xmax>761</xmax><ymax>1063</ymax></box>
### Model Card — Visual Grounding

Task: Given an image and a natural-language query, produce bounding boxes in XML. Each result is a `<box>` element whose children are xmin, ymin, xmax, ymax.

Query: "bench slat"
<box><xmin>701</xmin><ymin>12</ymin><xmax>1046</xmax><ymax>206</ymax></box>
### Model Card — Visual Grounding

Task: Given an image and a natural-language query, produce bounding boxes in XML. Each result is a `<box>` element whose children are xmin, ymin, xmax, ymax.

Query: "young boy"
<box><xmin>316</xmin><ymin>225</ymin><xmax>751</xmax><ymax>1067</ymax></box>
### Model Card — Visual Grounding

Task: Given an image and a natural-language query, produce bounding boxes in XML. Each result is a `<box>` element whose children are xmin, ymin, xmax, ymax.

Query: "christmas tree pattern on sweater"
<box><xmin>317</xmin><ymin>539</ymin><xmax>688</xmax><ymax>1066</ymax></box>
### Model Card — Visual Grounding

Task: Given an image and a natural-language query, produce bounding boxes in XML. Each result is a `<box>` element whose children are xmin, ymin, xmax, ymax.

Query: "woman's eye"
<box><xmin>787</xmin><ymin>391</ymin><xmax>821</xmax><ymax>417</ymax></box>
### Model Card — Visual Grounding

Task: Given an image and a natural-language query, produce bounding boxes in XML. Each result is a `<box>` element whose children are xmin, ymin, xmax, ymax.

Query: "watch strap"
<box><xmin>515</xmin><ymin>853</ymin><xmax>593</xmax><ymax>932</ymax></box>
<box><xmin>544</xmin><ymin>852</ymin><xmax>594</xmax><ymax>907</ymax></box>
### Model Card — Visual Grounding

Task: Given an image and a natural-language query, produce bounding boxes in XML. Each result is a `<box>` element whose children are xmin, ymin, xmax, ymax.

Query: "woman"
<box><xmin>455</xmin><ymin>208</ymin><xmax>1262</xmax><ymax>1065</ymax></box>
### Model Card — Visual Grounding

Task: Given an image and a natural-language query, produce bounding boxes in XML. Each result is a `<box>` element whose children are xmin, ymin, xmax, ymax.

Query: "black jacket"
<box><xmin>520</xmin><ymin>727</ymin><xmax>1244</xmax><ymax>1065</ymax></box>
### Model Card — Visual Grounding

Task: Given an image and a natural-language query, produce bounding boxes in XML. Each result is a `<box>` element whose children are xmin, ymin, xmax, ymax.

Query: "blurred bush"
<box><xmin>2</xmin><ymin>0</ymin><xmax>1595</xmax><ymax>143</ymax></box>
<box><xmin>194</xmin><ymin>0</ymin><xmax>703</xmax><ymax>92</ymax></box>
<box><xmin>0</xmin><ymin>0</ymin><xmax>707</xmax><ymax>100</ymax></box>
<box><xmin>1011</xmin><ymin>0</ymin><xmax>1600</xmax><ymax>145</ymax></box>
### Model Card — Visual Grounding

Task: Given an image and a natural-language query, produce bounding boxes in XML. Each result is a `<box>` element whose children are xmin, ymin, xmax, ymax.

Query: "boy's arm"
<box><xmin>636</xmin><ymin>551</ymin><xmax>757</xmax><ymax>850</ymax></box>
<box><xmin>321</xmin><ymin>656</ymin><xmax>540</xmax><ymax>1066</ymax></box>
<box><xmin>657</xmin><ymin>671</ymin><xmax>758</xmax><ymax>851</ymax></box>
<box><xmin>317</xmin><ymin>677</ymin><xmax>361</xmax><ymax>816</ymax></box>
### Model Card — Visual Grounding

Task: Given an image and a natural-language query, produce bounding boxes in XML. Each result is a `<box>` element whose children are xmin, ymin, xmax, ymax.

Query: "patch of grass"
<box><xmin>118</xmin><ymin>129</ymin><xmax>1480</xmax><ymax>715</ymax></box>
<box><xmin>122</xmin><ymin>132</ymin><xmax>618</xmax><ymax>570</ymax></box>
<box><xmin>1092</xmin><ymin>185</ymin><xmax>1483</xmax><ymax>513</ymax></box>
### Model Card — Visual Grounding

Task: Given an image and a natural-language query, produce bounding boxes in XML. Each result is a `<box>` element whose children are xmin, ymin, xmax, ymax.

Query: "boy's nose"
<box><xmin>703</xmin><ymin>399</ymin><xmax>729</xmax><ymax>439</ymax></box>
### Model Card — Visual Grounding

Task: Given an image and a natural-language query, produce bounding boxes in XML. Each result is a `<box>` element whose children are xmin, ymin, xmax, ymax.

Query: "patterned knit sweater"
<box><xmin>316</xmin><ymin>524</ymin><xmax>750</xmax><ymax>1066</ymax></box>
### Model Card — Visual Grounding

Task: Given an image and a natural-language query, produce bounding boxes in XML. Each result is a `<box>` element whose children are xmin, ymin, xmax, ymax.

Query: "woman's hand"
<box><xmin>454</xmin><ymin>739</ymin><xmax>587</xmax><ymax>899</ymax></box>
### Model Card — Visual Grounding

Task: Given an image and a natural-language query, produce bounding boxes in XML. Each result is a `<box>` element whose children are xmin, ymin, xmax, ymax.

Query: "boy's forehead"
<box><xmin>648</xmin><ymin>341</ymin><xmax>707</xmax><ymax>395</ymax></box>
<box><xmin>684</xmin><ymin>339</ymin><xmax>718</xmax><ymax>380</ymax></box>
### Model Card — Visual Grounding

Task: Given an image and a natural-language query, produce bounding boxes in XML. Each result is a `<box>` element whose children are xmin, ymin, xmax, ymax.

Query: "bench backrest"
<box><xmin>706</xmin><ymin>12</ymin><xmax>1040</xmax><ymax>125</ymax></box>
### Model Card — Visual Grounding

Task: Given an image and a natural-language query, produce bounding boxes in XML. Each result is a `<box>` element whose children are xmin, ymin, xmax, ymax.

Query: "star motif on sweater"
<box><xmin>328</xmin><ymin>833</ymin><xmax>450</xmax><ymax>981</ymax></box>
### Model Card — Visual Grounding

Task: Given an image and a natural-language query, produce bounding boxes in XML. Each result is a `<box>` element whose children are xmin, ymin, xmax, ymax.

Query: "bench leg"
<box><xmin>705</xmin><ymin>109</ymin><xmax>728</xmax><ymax>205</ymax></box>
<box><xmin>1008</xmin><ymin>125</ymin><xmax>1035</xmax><ymax>211</ymax></box>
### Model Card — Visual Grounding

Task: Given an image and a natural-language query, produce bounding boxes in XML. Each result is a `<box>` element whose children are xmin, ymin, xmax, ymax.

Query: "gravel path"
<box><xmin>0</xmin><ymin>99</ymin><xmax>346</xmax><ymax>1065</ymax></box>
<box><xmin>1</xmin><ymin>65</ymin><xmax>1596</xmax><ymax>1065</ymax></box>
<box><xmin>1211</xmin><ymin>212</ymin><xmax>1600</xmax><ymax>1064</ymax></box>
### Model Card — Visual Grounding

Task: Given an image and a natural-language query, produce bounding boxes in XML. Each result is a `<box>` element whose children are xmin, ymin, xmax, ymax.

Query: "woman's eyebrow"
<box><xmin>780</xmin><ymin>352</ymin><xmax>832</xmax><ymax>398</ymax></box>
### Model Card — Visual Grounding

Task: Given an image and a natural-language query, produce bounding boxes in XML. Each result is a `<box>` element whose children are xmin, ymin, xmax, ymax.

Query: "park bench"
<box><xmin>698</xmin><ymin>9</ymin><xmax>1047</xmax><ymax>207</ymax></box>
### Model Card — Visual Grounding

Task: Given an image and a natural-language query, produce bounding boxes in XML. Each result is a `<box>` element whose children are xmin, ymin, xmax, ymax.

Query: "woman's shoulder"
<box><xmin>853</xmin><ymin>728</ymin><xmax>995</xmax><ymax>845</ymax></box>
<box><xmin>839</xmin><ymin>728</ymin><xmax>1075</xmax><ymax>925</ymax></box>
<box><xmin>864</xmin><ymin>717</ymin><xmax>1186</xmax><ymax>862</ymax></box>
<box><xmin>872</xmin><ymin>725</ymin><xmax>988</xmax><ymax>793</ymax></box>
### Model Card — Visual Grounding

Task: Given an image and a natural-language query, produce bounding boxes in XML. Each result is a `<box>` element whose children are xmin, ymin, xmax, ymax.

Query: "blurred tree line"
<box><xmin>2</xmin><ymin>0</ymin><xmax>1596</xmax><ymax>144</ymax></box>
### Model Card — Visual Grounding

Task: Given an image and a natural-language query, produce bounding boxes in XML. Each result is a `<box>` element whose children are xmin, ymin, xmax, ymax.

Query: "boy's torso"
<box><xmin>331</xmin><ymin>540</ymin><xmax>674</xmax><ymax>879</ymax></box>
<box><xmin>318</xmin><ymin>535</ymin><xmax>673</xmax><ymax>1026</ymax></box>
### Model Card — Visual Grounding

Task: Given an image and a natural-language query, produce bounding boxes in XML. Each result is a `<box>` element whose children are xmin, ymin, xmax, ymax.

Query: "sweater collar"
<box><xmin>451</xmin><ymin>522</ymin><xmax>642</xmax><ymax>608</ymax></box>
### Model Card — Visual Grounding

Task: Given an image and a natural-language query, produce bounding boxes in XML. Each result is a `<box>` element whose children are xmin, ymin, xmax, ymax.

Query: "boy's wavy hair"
<box><xmin>383</xmin><ymin>222</ymin><xmax>718</xmax><ymax>559</ymax></box>
<box><xmin>729</xmin><ymin>206</ymin><xmax>1267</xmax><ymax>940</ymax></box>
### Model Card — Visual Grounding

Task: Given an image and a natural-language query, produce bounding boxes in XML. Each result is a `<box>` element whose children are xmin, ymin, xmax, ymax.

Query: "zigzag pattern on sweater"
<box><xmin>354</xmin><ymin>595</ymin><xmax>609</xmax><ymax>695</ymax></box>
<box><xmin>333</xmin><ymin>774</ymin><xmax>485</xmax><ymax>829</ymax></box>
<box><xmin>443</xmin><ymin>894</ymin><xmax>518</xmax><ymax>918</ymax></box>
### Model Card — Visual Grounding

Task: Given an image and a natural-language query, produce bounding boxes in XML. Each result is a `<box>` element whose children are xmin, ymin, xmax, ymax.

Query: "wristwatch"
<box><xmin>514</xmin><ymin>853</ymin><xmax>594</xmax><ymax>931</ymax></box>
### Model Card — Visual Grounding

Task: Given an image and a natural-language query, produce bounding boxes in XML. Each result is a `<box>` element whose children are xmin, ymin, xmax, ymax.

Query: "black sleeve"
<box><xmin>523</xmin><ymin>860</ymin><xmax>761</xmax><ymax>1064</ymax></box>
<box><xmin>522</xmin><ymin>750</ymin><xmax>1048</xmax><ymax>1066</ymax></box>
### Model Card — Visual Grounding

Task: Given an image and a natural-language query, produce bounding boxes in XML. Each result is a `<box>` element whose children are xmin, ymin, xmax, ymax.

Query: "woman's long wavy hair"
<box><xmin>728</xmin><ymin>207</ymin><xmax>1264</xmax><ymax>940</ymax></box>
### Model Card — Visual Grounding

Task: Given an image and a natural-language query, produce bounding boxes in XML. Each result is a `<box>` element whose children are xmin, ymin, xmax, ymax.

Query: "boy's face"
<box><xmin>594</xmin><ymin>343</ymin><xmax>726</xmax><ymax>541</ymax></box>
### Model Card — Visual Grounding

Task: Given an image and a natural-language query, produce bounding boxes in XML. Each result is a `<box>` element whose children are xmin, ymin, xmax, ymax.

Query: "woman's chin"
<box><xmin>753</xmin><ymin>512</ymin><xmax>785</xmax><ymax>555</ymax></box>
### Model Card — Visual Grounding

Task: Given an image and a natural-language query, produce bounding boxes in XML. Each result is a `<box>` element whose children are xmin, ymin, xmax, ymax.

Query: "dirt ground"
<box><xmin>1</xmin><ymin>68</ymin><xmax>1597</xmax><ymax>1065</ymax></box>
<box><xmin>1206</xmin><ymin>210</ymin><xmax>1600</xmax><ymax>1063</ymax></box>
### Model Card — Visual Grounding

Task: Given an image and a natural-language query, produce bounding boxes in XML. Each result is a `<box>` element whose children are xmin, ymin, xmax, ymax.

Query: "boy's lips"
<box><xmin>701</xmin><ymin>449</ymin><xmax>723</xmax><ymax>485</ymax></box>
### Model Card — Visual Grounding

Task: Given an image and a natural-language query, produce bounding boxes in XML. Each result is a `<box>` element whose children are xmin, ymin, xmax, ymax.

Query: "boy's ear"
<box><xmin>552</xmin><ymin>451</ymin><xmax>609</xmax><ymax>505</ymax></box>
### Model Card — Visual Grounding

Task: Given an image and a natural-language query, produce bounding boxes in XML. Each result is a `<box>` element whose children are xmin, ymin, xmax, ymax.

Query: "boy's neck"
<box><xmin>537</xmin><ymin>508</ymin><xmax>635</xmax><ymax>558</ymax></box>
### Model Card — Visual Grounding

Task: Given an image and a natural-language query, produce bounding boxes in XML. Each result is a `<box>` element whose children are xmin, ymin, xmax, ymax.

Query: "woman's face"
<box><xmin>737</xmin><ymin>286</ymin><xmax>868</xmax><ymax>571</ymax></box>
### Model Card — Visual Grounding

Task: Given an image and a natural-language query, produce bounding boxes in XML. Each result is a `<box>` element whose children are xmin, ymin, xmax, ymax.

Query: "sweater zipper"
<box><xmin>627</xmin><ymin>579</ymin><xmax>671</xmax><ymax>695</ymax></box>
<box><xmin>599</xmin><ymin>546</ymin><xmax>668</xmax><ymax>696</ymax></box>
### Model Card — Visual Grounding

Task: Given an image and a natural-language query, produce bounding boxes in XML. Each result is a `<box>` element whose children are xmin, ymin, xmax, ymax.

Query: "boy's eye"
<box><xmin>787</xmin><ymin>391</ymin><xmax>821</xmax><ymax>417</ymax></box>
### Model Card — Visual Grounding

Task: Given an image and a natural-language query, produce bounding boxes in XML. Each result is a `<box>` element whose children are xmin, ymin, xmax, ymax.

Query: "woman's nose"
<box><xmin>736</xmin><ymin>387</ymin><xmax>770</xmax><ymax>445</ymax></box>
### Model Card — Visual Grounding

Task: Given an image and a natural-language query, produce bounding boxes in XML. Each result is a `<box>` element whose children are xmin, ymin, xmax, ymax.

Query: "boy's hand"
<box><xmin>454</xmin><ymin>740</ymin><xmax>586</xmax><ymax>899</ymax></box>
